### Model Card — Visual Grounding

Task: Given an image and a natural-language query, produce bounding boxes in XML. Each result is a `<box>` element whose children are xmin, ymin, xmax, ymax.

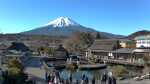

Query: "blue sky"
<box><xmin>0</xmin><ymin>0</ymin><xmax>150</xmax><ymax>35</ymax></box>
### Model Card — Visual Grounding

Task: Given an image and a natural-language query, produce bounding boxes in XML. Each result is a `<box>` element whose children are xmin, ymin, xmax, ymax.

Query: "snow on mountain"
<box><xmin>22</xmin><ymin>17</ymin><xmax>124</xmax><ymax>38</ymax></box>
<box><xmin>45</xmin><ymin>17</ymin><xmax>80</xmax><ymax>27</ymax></box>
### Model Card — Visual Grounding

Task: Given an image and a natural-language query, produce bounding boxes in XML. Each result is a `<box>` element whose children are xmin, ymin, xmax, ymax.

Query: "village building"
<box><xmin>119</xmin><ymin>39</ymin><xmax>136</xmax><ymax>48</ymax></box>
<box><xmin>86</xmin><ymin>39</ymin><xmax>150</xmax><ymax>65</ymax></box>
<box><xmin>0</xmin><ymin>43</ymin><xmax>10</xmax><ymax>66</ymax></box>
<box><xmin>135</xmin><ymin>34</ymin><xmax>150</xmax><ymax>48</ymax></box>
<box><xmin>86</xmin><ymin>39</ymin><xmax>121</xmax><ymax>59</ymax></box>
<box><xmin>111</xmin><ymin>48</ymin><xmax>150</xmax><ymax>63</ymax></box>
<box><xmin>1</xmin><ymin>42</ymin><xmax>31</xmax><ymax>64</ymax></box>
<box><xmin>53</xmin><ymin>44</ymin><xmax>69</xmax><ymax>60</ymax></box>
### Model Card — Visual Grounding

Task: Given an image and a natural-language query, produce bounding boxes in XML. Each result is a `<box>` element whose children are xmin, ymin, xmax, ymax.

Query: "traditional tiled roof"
<box><xmin>0</xmin><ymin>44</ymin><xmax>9</xmax><ymax>50</ymax></box>
<box><xmin>134</xmin><ymin>34</ymin><xmax>150</xmax><ymax>40</ymax></box>
<box><xmin>55</xmin><ymin>45</ymin><xmax>67</xmax><ymax>51</ymax></box>
<box><xmin>7</xmin><ymin>42</ymin><xmax>30</xmax><ymax>52</ymax></box>
<box><xmin>54</xmin><ymin>45</ymin><xmax>69</xmax><ymax>59</ymax></box>
<box><xmin>89</xmin><ymin>39</ymin><xmax>120</xmax><ymax>51</ymax></box>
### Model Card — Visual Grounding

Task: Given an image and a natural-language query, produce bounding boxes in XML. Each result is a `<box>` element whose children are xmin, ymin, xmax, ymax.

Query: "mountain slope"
<box><xmin>127</xmin><ymin>30</ymin><xmax>150</xmax><ymax>39</ymax></box>
<box><xmin>22</xmin><ymin>17</ymin><xmax>124</xmax><ymax>38</ymax></box>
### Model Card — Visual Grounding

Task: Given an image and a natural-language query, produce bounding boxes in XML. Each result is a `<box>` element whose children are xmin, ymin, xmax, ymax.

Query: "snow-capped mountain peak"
<box><xmin>45</xmin><ymin>17</ymin><xmax>80</xmax><ymax>27</ymax></box>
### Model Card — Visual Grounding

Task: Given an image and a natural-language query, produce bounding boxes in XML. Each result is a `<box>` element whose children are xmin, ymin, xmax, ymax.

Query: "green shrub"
<box><xmin>8</xmin><ymin>67</ymin><xmax>21</xmax><ymax>76</ymax></box>
<box><xmin>8</xmin><ymin>58</ymin><xmax>24</xmax><ymax>71</ymax></box>
<box><xmin>111</xmin><ymin>65</ymin><xmax>128</xmax><ymax>77</ymax></box>
<box><xmin>65</xmin><ymin>63</ymin><xmax>77</xmax><ymax>72</ymax></box>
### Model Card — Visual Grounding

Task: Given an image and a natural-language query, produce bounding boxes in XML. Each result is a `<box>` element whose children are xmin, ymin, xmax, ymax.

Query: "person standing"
<box><xmin>53</xmin><ymin>76</ymin><xmax>58</xmax><ymax>84</ymax></box>
<box><xmin>101</xmin><ymin>73</ymin><xmax>107</xmax><ymax>84</ymax></box>
<box><xmin>47</xmin><ymin>75</ymin><xmax>51</xmax><ymax>83</ymax></box>
<box><xmin>85</xmin><ymin>76</ymin><xmax>89</xmax><ymax>84</ymax></box>
<box><xmin>76</xmin><ymin>80</ymin><xmax>79</xmax><ymax>84</ymax></box>
<box><xmin>81</xmin><ymin>74</ymin><xmax>86</xmax><ymax>84</ymax></box>
<box><xmin>108</xmin><ymin>76</ymin><xmax>112</xmax><ymax>84</ymax></box>
<box><xmin>92</xmin><ymin>77</ymin><xmax>95</xmax><ymax>84</ymax></box>
<box><xmin>112</xmin><ymin>76</ymin><xmax>116</xmax><ymax>84</ymax></box>
<box><xmin>66</xmin><ymin>79</ymin><xmax>70</xmax><ymax>84</ymax></box>
<box><xmin>107</xmin><ymin>72</ymin><xmax>116</xmax><ymax>84</ymax></box>
<box><xmin>69</xmin><ymin>74</ymin><xmax>72</xmax><ymax>83</ymax></box>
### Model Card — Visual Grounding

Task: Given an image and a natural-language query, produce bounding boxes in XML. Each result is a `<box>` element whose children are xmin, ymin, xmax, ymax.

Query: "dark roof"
<box><xmin>0</xmin><ymin>44</ymin><xmax>9</xmax><ymax>50</ymax></box>
<box><xmin>7</xmin><ymin>42</ymin><xmax>30</xmax><ymax>52</ymax></box>
<box><xmin>89</xmin><ymin>39</ymin><xmax>120</xmax><ymax>51</ymax></box>
<box><xmin>112</xmin><ymin>48</ymin><xmax>135</xmax><ymax>53</ymax></box>
<box><xmin>55</xmin><ymin>45</ymin><xmax>67</xmax><ymax>51</ymax></box>
<box><xmin>54</xmin><ymin>45</ymin><xmax>69</xmax><ymax>59</ymax></box>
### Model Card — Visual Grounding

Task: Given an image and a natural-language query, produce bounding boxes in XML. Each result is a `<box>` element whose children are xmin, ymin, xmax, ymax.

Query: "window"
<box><xmin>142</xmin><ymin>41</ymin><xmax>145</xmax><ymax>44</ymax></box>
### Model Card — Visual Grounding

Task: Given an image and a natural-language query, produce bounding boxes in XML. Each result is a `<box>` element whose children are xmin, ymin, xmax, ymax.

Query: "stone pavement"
<box><xmin>24</xmin><ymin>56</ymin><xmax>46</xmax><ymax>84</ymax></box>
<box><xmin>117</xmin><ymin>79</ymin><xmax>150</xmax><ymax>84</ymax></box>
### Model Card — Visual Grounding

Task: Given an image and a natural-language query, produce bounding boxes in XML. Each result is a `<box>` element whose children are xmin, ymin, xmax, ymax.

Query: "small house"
<box><xmin>86</xmin><ymin>39</ymin><xmax>121</xmax><ymax>59</ymax></box>
<box><xmin>2</xmin><ymin>42</ymin><xmax>31</xmax><ymax>64</ymax></box>
<box><xmin>53</xmin><ymin>44</ymin><xmax>69</xmax><ymax>60</ymax></box>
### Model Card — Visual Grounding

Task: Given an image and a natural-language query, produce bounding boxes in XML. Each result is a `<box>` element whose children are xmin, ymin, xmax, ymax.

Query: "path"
<box><xmin>24</xmin><ymin>56</ymin><xmax>46</xmax><ymax>84</ymax></box>
<box><xmin>117</xmin><ymin>79</ymin><xmax>150</xmax><ymax>84</ymax></box>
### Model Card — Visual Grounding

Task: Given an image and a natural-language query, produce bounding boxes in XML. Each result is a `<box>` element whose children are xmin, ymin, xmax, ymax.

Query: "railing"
<box><xmin>98</xmin><ymin>58</ymin><xmax>144</xmax><ymax>67</ymax></box>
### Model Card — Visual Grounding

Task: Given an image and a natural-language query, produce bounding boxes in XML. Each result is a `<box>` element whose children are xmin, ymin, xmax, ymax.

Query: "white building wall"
<box><xmin>136</xmin><ymin>40</ymin><xmax>150</xmax><ymax>48</ymax></box>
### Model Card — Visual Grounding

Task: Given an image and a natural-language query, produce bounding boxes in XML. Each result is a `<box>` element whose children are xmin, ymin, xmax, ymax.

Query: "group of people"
<box><xmin>45</xmin><ymin>70</ymin><xmax>116</xmax><ymax>84</ymax></box>
<box><xmin>101</xmin><ymin>72</ymin><xmax>116</xmax><ymax>84</ymax></box>
<box><xmin>80</xmin><ymin>75</ymin><xmax>96</xmax><ymax>84</ymax></box>
<box><xmin>45</xmin><ymin>70</ymin><xmax>96</xmax><ymax>84</ymax></box>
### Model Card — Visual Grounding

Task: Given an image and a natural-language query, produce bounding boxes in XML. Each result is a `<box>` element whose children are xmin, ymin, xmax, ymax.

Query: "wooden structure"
<box><xmin>119</xmin><ymin>39</ymin><xmax>136</xmax><ymax>48</ymax></box>
<box><xmin>86</xmin><ymin>39</ymin><xmax>150</xmax><ymax>66</ymax></box>
<box><xmin>53</xmin><ymin>44</ymin><xmax>69</xmax><ymax>60</ymax></box>
<box><xmin>86</xmin><ymin>39</ymin><xmax>120</xmax><ymax>59</ymax></box>
<box><xmin>78</xmin><ymin>64</ymin><xmax>107</xmax><ymax>70</ymax></box>
<box><xmin>1</xmin><ymin>42</ymin><xmax>31</xmax><ymax>64</ymax></box>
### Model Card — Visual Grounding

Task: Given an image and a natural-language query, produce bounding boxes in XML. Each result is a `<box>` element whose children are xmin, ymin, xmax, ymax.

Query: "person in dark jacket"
<box><xmin>85</xmin><ymin>76</ymin><xmax>89</xmax><ymax>84</ymax></box>
<box><xmin>108</xmin><ymin>76</ymin><xmax>112</xmax><ymax>84</ymax></box>
<box><xmin>92</xmin><ymin>77</ymin><xmax>95</xmax><ymax>84</ymax></box>
<box><xmin>47</xmin><ymin>75</ymin><xmax>51</xmax><ymax>82</ymax></box>
<box><xmin>101</xmin><ymin>73</ymin><xmax>107</xmax><ymax>84</ymax></box>
<box><xmin>76</xmin><ymin>80</ymin><xmax>79</xmax><ymax>84</ymax></box>
<box><xmin>82</xmin><ymin>74</ymin><xmax>86</xmax><ymax>80</ymax></box>
<box><xmin>69</xmin><ymin>74</ymin><xmax>72</xmax><ymax>83</ymax></box>
<box><xmin>108</xmin><ymin>76</ymin><xmax>116</xmax><ymax>84</ymax></box>
<box><xmin>45</xmin><ymin>72</ymin><xmax>48</xmax><ymax>82</ymax></box>
<box><xmin>112</xmin><ymin>76</ymin><xmax>116</xmax><ymax>84</ymax></box>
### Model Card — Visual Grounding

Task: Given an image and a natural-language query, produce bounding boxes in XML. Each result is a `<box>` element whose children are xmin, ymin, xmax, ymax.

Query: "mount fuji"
<box><xmin>22</xmin><ymin>17</ymin><xmax>123</xmax><ymax>38</ymax></box>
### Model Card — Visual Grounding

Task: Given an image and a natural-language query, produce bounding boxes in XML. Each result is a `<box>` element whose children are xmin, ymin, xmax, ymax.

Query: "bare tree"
<box><xmin>64</xmin><ymin>32</ymin><xmax>94</xmax><ymax>55</ymax></box>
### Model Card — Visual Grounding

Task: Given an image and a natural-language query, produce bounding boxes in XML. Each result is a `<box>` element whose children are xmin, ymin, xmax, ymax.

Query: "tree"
<box><xmin>111</xmin><ymin>65</ymin><xmax>128</xmax><ymax>78</ymax></box>
<box><xmin>47</xmin><ymin>47</ymin><xmax>55</xmax><ymax>56</ymax></box>
<box><xmin>143</xmin><ymin>53</ymin><xmax>150</xmax><ymax>73</ymax></box>
<box><xmin>37</xmin><ymin>46</ymin><xmax>55</xmax><ymax>56</ymax></box>
<box><xmin>64</xmin><ymin>32</ymin><xmax>94</xmax><ymax>54</ymax></box>
<box><xmin>96</xmin><ymin>32</ymin><xmax>101</xmax><ymax>39</ymax></box>
<box><xmin>4</xmin><ymin>58</ymin><xmax>27</xmax><ymax>84</ymax></box>
<box><xmin>8</xmin><ymin>58</ymin><xmax>24</xmax><ymax>71</ymax></box>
